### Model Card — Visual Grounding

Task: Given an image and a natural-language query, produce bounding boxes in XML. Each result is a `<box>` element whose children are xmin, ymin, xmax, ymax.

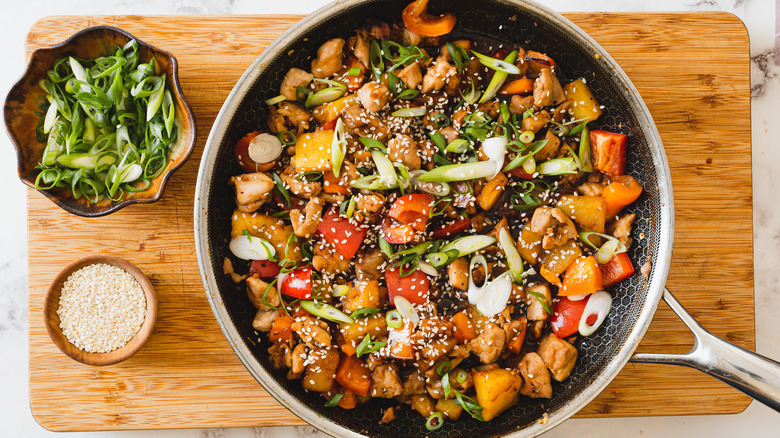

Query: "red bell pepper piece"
<box><xmin>506</xmin><ymin>167</ymin><xmax>535</xmax><ymax>179</ymax></box>
<box><xmin>550</xmin><ymin>296</ymin><xmax>590</xmax><ymax>339</ymax></box>
<box><xmin>380</xmin><ymin>218</ymin><xmax>416</xmax><ymax>244</ymax></box>
<box><xmin>317</xmin><ymin>207</ymin><xmax>367</xmax><ymax>259</ymax></box>
<box><xmin>590</xmin><ymin>129</ymin><xmax>627</xmax><ymax>177</ymax></box>
<box><xmin>385</xmin><ymin>267</ymin><xmax>430</xmax><ymax>306</ymax></box>
<box><xmin>388</xmin><ymin>321</ymin><xmax>416</xmax><ymax>360</ymax></box>
<box><xmin>560</xmin><ymin>256</ymin><xmax>603</xmax><ymax>296</ymax></box>
<box><xmin>234</xmin><ymin>131</ymin><xmax>263</xmax><ymax>173</ymax></box>
<box><xmin>431</xmin><ymin>216</ymin><xmax>471</xmax><ymax>239</ymax></box>
<box><xmin>280</xmin><ymin>267</ymin><xmax>312</xmax><ymax>300</ymax></box>
<box><xmin>600</xmin><ymin>252</ymin><xmax>635</xmax><ymax>287</ymax></box>
<box><xmin>248</xmin><ymin>260</ymin><xmax>281</xmax><ymax>279</ymax></box>
<box><xmin>388</xmin><ymin>194</ymin><xmax>434</xmax><ymax>232</ymax></box>
<box><xmin>319</xmin><ymin>118</ymin><xmax>339</xmax><ymax>131</ymax></box>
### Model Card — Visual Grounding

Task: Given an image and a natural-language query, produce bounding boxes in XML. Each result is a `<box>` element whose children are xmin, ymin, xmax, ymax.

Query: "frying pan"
<box><xmin>194</xmin><ymin>0</ymin><xmax>780</xmax><ymax>436</ymax></box>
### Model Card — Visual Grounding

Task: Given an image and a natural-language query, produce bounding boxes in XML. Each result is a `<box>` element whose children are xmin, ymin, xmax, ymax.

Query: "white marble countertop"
<box><xmin>2</xmin><ymin>0</ymin><xmax>779</xmax><ymax>436</ymax></box>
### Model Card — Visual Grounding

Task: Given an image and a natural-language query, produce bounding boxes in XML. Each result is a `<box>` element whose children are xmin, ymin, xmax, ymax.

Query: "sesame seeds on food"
<box><xmin>57</xmin><ymin>263</ymin><xmax>146</xmax><ymax>353</ymax></box>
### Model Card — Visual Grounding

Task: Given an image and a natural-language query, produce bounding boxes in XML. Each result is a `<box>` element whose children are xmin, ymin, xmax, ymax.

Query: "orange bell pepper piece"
<box><xmin>335</xmin><ymin>354</ymin><xmax>373</xmax><ymax>396</ymax></box>
<box><xmin>268</xmin><ymin>315</ymin><xmax>294</xmax><ymax>344</ymax></box>
<box><xmin>452</xmin><ymin>311</ymin><xmax>477</xmax><ymax>343</ymax></box>
<box><xmin>506</xmin><ymin>316</ymin><xmax>527</xmax><ymax>354</ymax></box>
<box><xmin>540</xmin><ymin>265</ymin><xmax>563</xmax><ymax>288</ymax></box>
<box><xmin>560</xmin><ymin>256</ymin><xmax>603</xmax><ymax>296</ymax></box>
<box><xmin>499</xmin><ymin>78</ymin><xmax>534</xmax><ymax>95</ymax></box>
<box><xmin>388</xmin><ymin>321</ymin><xmax>416</xmax><ymax>360</ymax></box>
<box><xmin>600</xmin><ymin>252</ymin><xmax>635</xmax><ymax>287</ymax></box>
<box><xmin>323</xmin><ymin>170</ymin><xmax>351</xmax><ymax>194</ymax></box>
<box><xmin>602</xmin><ymin>175</ymin><xmax>643</xmax><ymax>217</ymax></box>
<box><xmin>402</xmin><ymin>0</ymin><xmax>456</xmax><ymax>37</ymax></box>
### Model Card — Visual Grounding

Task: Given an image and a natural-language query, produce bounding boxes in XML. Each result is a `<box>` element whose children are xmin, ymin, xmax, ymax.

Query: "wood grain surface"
<box><xmin>26</xmin><ymin>13</ymin><xmax>753</xmax><ymax>431</ymax></box>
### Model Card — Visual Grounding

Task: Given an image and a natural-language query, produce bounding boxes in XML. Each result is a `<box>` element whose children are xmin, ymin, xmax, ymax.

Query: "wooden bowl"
<box><xmin>44</xmin><ymin>255</ymin><xmax>157</xmax><ymax>366</ymax></box>
<box><xmin>4</xmin><ymin>26</ymin><xmax>196</xmax><ymax>217</ymax></box>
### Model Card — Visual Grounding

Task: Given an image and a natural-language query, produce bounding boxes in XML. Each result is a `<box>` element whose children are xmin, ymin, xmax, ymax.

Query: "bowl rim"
<box><xmin>4</xmin><ymin>25</ymin><xmax>196</xmax><ymax>217</ymax></box>
<box><xmin>43</xmin><ymin>255</ymin><xmax>158</xmax><ymax>366</ymax></box>
<box><xmin>194</xmin><ymin>1</ymin><xmax>674</xmax><ymax>436</ymax></box>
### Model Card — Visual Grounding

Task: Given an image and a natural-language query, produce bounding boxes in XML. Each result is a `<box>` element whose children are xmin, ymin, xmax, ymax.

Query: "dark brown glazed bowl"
<box><xmin>4</xmin><ymin>26</ymin><xmax>196</xmax><ymax>217</ymax></box>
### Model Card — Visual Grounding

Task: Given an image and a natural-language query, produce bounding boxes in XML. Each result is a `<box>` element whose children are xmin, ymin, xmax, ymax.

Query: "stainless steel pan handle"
<box><xmin>630</xmin><ymin>288</ymin><xmax>780</xmax><ymax>412</ymax></box>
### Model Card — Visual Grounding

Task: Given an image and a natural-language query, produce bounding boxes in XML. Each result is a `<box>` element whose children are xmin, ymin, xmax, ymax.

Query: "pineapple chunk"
<box><xmin>472</xmin><ymin>368</ymin><xmax>523</xmax><ymax>421</ymax></box>
<box><xmin>312</xmin><ymin>94</ymin><xmax>359</xmax><ymax>124</ymax></box>
<box><xmin>517</xmin><ymin>224</ymin><xmax>543</xmax><ymax>266</ymax></box>
<box><xmin>564</xmin><ymin>78</ymin><xmax>603</xmax><ymax>122</ymax></box>
<box><xmin>540</xmin><ymin>240</ymin><xmax>582</xmax><ymax>275</ymax></box>
<box><xmin>292</xmin><ymin>130</ymin><xmax>334</xmax><ymax>172</ymax></box>
<box><xmin>557</xmin><ymin>195</ymin><xmax>607</xmax><ymax>233</ymax></box>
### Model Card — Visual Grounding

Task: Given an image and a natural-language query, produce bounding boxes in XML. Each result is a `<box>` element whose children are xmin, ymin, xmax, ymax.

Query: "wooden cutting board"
<box><xmin>26</xmin><ymin>13</ymin><xmax>753</xmax><ymax>431</ymax></box>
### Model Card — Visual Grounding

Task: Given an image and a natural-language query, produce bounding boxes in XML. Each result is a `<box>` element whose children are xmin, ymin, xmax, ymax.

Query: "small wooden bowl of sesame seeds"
<box><xmin>44</xmin><ymin>255</ymin><xmax>157</xmax><ymax>366</ymax></box>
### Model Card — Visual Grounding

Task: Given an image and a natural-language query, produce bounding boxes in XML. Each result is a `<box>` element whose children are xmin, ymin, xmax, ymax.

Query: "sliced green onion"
<box><xmin>568</xmin><ymin>119</ymin><xmax>590</xmax><ymax>136</ymax></box>
<box><xmin>538</xmin><ymin>157</ymin><xmax>579</xmax><ymax>175</ymax></box>
<box><xmin>503</xmin><ymin>139</ymin><xmax>548</xmax><ymax>172</ymax></box>
<box><xmin>278</xmin><ymin>131</ymin><xmax>296</xmax><ymax>146</ymax></box>
<box><xmin>146</xmin><ymin>76</ymin><xmax>165</xmax><ymax>121</ymax></box>
<box><xmin>265</xmin><ymin>94</ymin><xmax>287</xmax><ymax>105</ymax></box>
<box><xmin>498</xmin><ymin>228</ymin><xmax>525</xmax><ymax>284</ymax></box>
<box><xmin>305</xmin><ymin>85</ymin><xmax>346</xmax><ymax>109</ymax></box>
<box><xmin>331</xmin><ymin>118</ymin><xmax>347</xmax><ymax>177</ymax></box>
<box><xmin>392</xmin><ymin>106</ymin><xmax>427</xmax><ymax>117</ymax></box>
<box><xmin>579</xmin><ymin>125</ymin><xmax>594</xmax><ymax>172</ymax></box>
<box><xmin>332</xmin><ymin>284</ymin><xmax>350</xmax><ymax>297</ymax></box>
<box><xmin>454</xmin><ymin>391</ymin><xmax>485</xmax><ymax>421</ymax></box>
<box><xmin>386</xmin><ymin>310</ymin><xmax>403</xmax><ymax>329</ymax></box>
<box><xmin>479</xmin><ymin>50</ymin><xmax>518</xmax><ymax>103</ymax></box>
<box><xmin>445</xmin><ymin>138</ymin><xmax>470</xmax><ymax>154</ymax></box>
<box><xmin>396</xmin><ymin>89</ymin><xmax>420</xmax><ymax>100</ymax></box>
<box><xmin>394</xmin><ymin>241</ymin><xmax>434</xmax><ymax>258</ymax></box>
<box><xmin>437</xmin><ymin>360</ymin><xmax>452</xmax><ymax>376</ymax></box>
<box><xmin>378</xmin><ymin>235</ymin><xmax>394</xmax><ymax>257</ymax></box>
<box><xmin>456</xmin><ymin>369</ymin><xmax>468</xmax><ymax>384</ymax></box>
<box><xmin>369</xmin><ymin>39</ymin><xmax>383</xmax><ymax>80</ymax></box>
<box><xmin>472</xmin><ymin>50</ymin><xmax>521</xmax><ymax>74</ymax></box>
<box><xmin>522</xmin><ymin>155</ymin><xmax>536</xmax><ymax>174</ymax></box>
<box><xmin>56</xmin><ymin>152</ymin><xmax>117</xmax><ymax>170</ymax></box>
<box><xmin>528</xmin><ymin>290</ymin><xmax>553</xmax><ymax>315</ymax></box>
<box><xmin>579</xmin><ymin>231</ymin><xmax>628</xmax><ymax>264</ymax></box>
<box><xmin>299</xmin><ymin>300</ymin><xmax>354</xmax><ymax>324</ymax></box>
<box><xmin>356</xmin><ymin>334</ymin><xmax>386</xmax><ymax>358</ymax></box>
<box><xmin>272</xmin><ymin>172</ymin><xmax>291</xmax><ymax>206</ymax></box>
<box><xmin>372</xmin><ymin>150</ymin><xmax>398</xmax><ymax>187</ymax></box>
<box><xmin>441</xmin><ymin>235</ymin><xmax>495</xmax><ymax>258</ymax></box>
<box><xmin>426</xmin><ymin>412</ymin><xmax>444</xmax><ymax>431</ymax></box>
<box><xmin>519</xmin><ymin>130</ymin><xmax>535</xmax><ymax>144</ymax></box>
<box><xmin>359</xmin><ymin>137</ymin><xmax>387</xmax><ymax>153</ymax></box>
<box><xmin>229</xmin><ymin>234</ymin><xmax>277</xmax><ymax>261</ymax></box>
<box><xmin>415</xmin><ymin>161</ymin><xmax>497</xmax><ymax>183</ymax></box>
<box><xmin>345</xmin><ymin>195</ymin><xmax>357</xmax><ymax>218</ymax></box>
<box><xmin>442</xmin><ymin>370</ymin><xmax>452</xmax><ymax>397</ymax></box>
<box><xmin>324</xmin><ymin>393</ymin><xmax>343</xmax><ymax>408</ymax></box>
<box><xmin>350</xmin><ymin>307</ymin><xmax>381</xmax><ymax>319</ymax></box>
<box><xmin>348</xmin><ymin>67</ymin><xmax>362</xmax><ymax>76</ymax></box>
<box><xmin>461</xmin><ymin>77</ymin><xmax>479</xmax><ymax>104</ymax></box>
<box><xmin>426</xmin><ymin>249</ymin><xmax>459</xmax><ymax>269</ymax></box>
<box><xmin>432</xmin><ymin>112</ymin><xmax>450</xmax><ymax>127</ymax></box>
<box><xmin>447</xmin><ymin>42</ymin><xmax>471</xmax><ymax>71</ymax></box>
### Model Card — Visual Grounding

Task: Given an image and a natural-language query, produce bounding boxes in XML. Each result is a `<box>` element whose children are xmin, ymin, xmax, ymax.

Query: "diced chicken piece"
<box><xmin>467</xmin><ymin>322</ymin><xmax>506</xmax><ymax>364</ymax></box>
<box><xmin>397</xmin><ymin>62</ymin><xmax>422</xmax><ymax>90</ymax></box>
<box><xmin>311</xmin><ymin>38</ymin><xmax>345</xmax><ymax>78</ymax></box>
<box><xmin>537</xmin><ymin>333</ymin><xmax>578</xmax><ymax>382</ymax></box>
<box><xmin>252</xmin><ymin>309</ymin><xmax>278</xmax><ymax>332</ymax></box>
<box><xmin>289</xmin><ymin>196</ymin><xmax>323</xmax><ymax>238</ymax></box>
<box><xmin>530</xmin><ymin>206</ymin><xmax>578</xmax><ymax>250</ymax></box>
<box><xmin>525</xmin><ymin>283</ymin><xmax>551</xmax><ymax>323</ymax></box>
<box><xmin>266</xmin><ymin>106</ymin><xmax>288</xmax><ymax>134</ymax></box>
<box><xmin>357</xmin><ymin>82</ymin><xmax>391</xmax><ymax>113</ymax></box>
<box><xmin>552</xmin><ymin>101</ymin><xmax>571</xmax><ymax>122</ymax></box>
<box><xmin>380</xmin><ymin>407</ymin><xmax>396</xmax><ymax>424</ymax></box>
<box><xmin>387</xmin><ymin>134</ymin><xmax>422</xmax><ymax>170</ymax></box>
<box><xmin>447</xmin><ymin>257</ymin><xmax>469</xmax><ymax>291</ymax></box>
<box><xmin>355</xmin><ymin>248</ymin><xmax>388</xmax><ymax>281</ymax></box>
<box><xmin>292</xmin><ymin>316</ymin><xmax>332</xmax><ymax>348</ymax></box>
<box><xmin>421</xmin><ymin>55</ymin><xmax>457</xmax><ymax>94</ymax></box>
<box><xmin>521</xmin><ymin>110</ymin><xmax>551</xmax><ymax>134</ymax></box>
<box><xmin>508</xmin><ymin>95</ymin><xmax>534</xmax><ymax>116</ymax></box>
<box><xmin>288</xmin><ymin>343</ymin><xmax>307</xmax><ymax>380</ymax></box>
<box><xmin>267</xmin><ymin>343</ymin><xmax>288</xmax><ymax>370</ymax></box>
<box><xmin>578</xmin><ymin>182</ymin><xmax>604</xmax><ymax>197</ymax></box>
<box><xmin>533</xmin><ymin>68</ymin><xmax>566</xmax><ymax>107</ymax></box>
<box><xmin>517</xmin><ymin>352</ymin><xmax>553</xmax><ymax>398</ymax></box>
<box><xmin>246</xmin><ymin>275</ymin><xmax>281</xmax><ymax>311</ymax></box>
<box><xmin>281</xmin><ymin>165</ymin><xmax>322</xmax><ymax>199</ymax></box>
<box><xmin>536</xmin><ymin>130</ymin><xmax>562</xmax><ymax>161</ymax></box>
<box><xmin>608</xmin><ymin>213</ymin><xmax>636</xmax><ymax>247</ymax></box>
<box><xmin>401</xmin><ymin>371</ymin><xmax>427</xmax><ymax>396</ymax></box>
<box><xmin>342</xmin><ymin>105</ymin><xmax>370</xmax><ymax>129</ymax></box>
<box><xmin>401</xmin><ymin>27</ymin><xmax>422</xmax><ymax>46</ymax></box>
<box><xmin>312</xmin><ymin>240</ymin><xmax>350</xmax><ymax>274</ymax></box>
<box><xmin>354</xmin><ymin>192</ymin><xmax>386</xmax><ymax>223</ymax></box>
<box><xmin>364</xmin><ymin>19</ymin><xmax>390</xmax><ymax>40</ymax></box>
<box><xmin>229</xmin><ymin>172</ymin><xmax>274</xmax><ymax>213</ymax></box>
<box><xmin>277</xmin><ymin>101</ymin><xmax>312</xmax><ymax>133</ymax></box>
<box><xmin>280</xmin><ymin>68</ymin><xmax>314</xmax><ymax>101</ymax></box>
<box><xmin>353</xmin><ymin>30</ymin><xmax>370</xmax><ymax>67</ymax></box>
<box><xmin>371</xmin><ymin>364</ymin><xmax>403</xmax><ymax>398</ymax></box>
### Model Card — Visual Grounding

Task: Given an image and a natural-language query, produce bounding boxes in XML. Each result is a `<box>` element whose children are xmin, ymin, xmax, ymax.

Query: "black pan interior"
<box><xmin>204</xmin><ymin>1</ymin><xmax>662</xmax><ymax>436</ymax></box>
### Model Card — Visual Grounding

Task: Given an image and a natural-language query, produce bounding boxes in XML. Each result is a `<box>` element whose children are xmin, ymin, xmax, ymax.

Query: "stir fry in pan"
<box><xmin>225</xmin><ymin>0</ymin><xmax>643</xmax><ymax>428</ymax></box>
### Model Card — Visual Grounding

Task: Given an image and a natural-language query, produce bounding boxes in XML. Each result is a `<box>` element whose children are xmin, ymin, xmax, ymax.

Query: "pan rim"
<box><xmin>194</xmin><ymin>1</ymin><xmax>675</xmax><ymax>436</ymax></box>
